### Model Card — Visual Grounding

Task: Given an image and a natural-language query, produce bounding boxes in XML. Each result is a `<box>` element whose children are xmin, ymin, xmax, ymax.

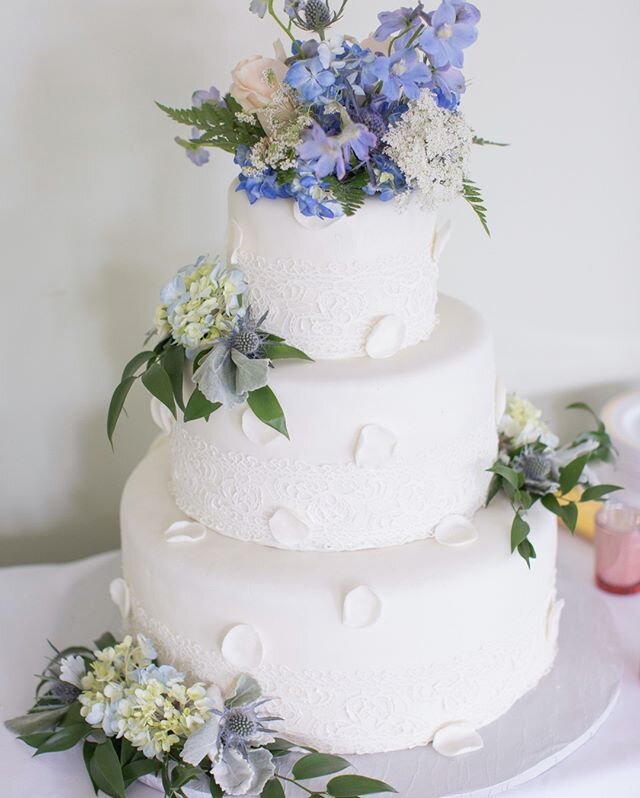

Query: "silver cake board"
<box><xmin>140</xmin><ymin>567</ymin><xmax>622</xmax><ymax>798</ymax></box>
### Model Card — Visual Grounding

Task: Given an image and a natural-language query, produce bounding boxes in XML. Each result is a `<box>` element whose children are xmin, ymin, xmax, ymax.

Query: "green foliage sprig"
<box><xmin>6</xmin><ymin>634</ymin><xmax>396</xmax><ymax>798</ymax></box>
<box><xmin>462</xmin><ymin>179</ymin><xmax>490</xmax><ymax>237</ymax></box>
<box><xmin>487</xmin><ymin>402</ymin><xmax>620</xmax><ymax>567</ymax></box>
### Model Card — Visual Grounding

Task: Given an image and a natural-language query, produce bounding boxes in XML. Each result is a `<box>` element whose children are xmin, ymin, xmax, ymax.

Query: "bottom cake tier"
<box><xmin>120</xmin><ymin>438</ymin><xmax>562</xmax><ymax>755</ymax></box>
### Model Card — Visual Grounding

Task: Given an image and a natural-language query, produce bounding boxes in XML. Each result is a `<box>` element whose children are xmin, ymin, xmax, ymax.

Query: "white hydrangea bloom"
<box><xmin>499</xmin><ymin>393</ymin><xmax>560</xmax><ymax>449</ymax></box>
<box><xmin>383</xmin><ymin>90</ymin><xmax>472</xmax><ymax>209</ymax></box>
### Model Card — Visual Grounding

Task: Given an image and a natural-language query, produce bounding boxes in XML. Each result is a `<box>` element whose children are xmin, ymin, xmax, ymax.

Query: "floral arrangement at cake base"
<box><xmin>5</xmin><ymin>633</ymin><xmax>396</xmax><ymax>798</ymax></box>
<box><xmin>158</xmin><ymin>0</ymin><xmax>505</xmax><ymax>232</ymax></box>
<box><xmin>488</xmin><ymin>396</ymin><xmax>620</xmax><ymax>565</ymax></box>
<box><xmin>108</xmin><ymin>256</ymin><xmax>311</xmax><ymax>444</ymax></box>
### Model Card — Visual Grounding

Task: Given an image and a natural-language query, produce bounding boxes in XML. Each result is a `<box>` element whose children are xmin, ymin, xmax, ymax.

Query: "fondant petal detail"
<box><xmin>150</xmin><ymin>397</ymin><xmax>175</xmax><ymax>435</ymax></box>
<box><xmin>165</xmin><ymin>521</ymin><xmax>207</xmax><ymax>544</ymax></box>
<box><xmin>343</xmin><ymin>586</ymin><xmax>382</xmax><ymax>628</ymax></box>
<box><xmin>109</xmin><ymin>578</ymin><xmax>131</xmax><ymax>620</ymax></box>
<box><xmin>432</xmin><ymin>722</ymin><xmax>484</xmax><ymax>757</ymax></box>
<box><xmin>546</xmin><ymin>598</ymin><xmax>565</xmax><ymax>643</ymax></box>
<box><xmin>355</xmin><ymin>425</ymin><xmax>397</xmax><ymax>468</ymax></box>
<box><xmin>221</xmin><ymin>625</ymin><xmax>264</xmax><ymax>669</ymax></box>
<box><xmin>365</xmin><ymin>316</ymin><xmax>406</xmax><ymax>359</ymax></box>
<box><xmin>431</xmin><ymin>220</ymin><xmax>452</xmax><ymax>262</ymax></box>
<box><xmin>228</xmin><ymin>219</ymin><xmax>244</xmax><ymax>265</ymax></box>
<box><xmin>293</xmin><ymin>204</ymin><xmax>341</xmax><ymax>230</ymax></box>
<box><xmin>434</xmin><ymin>515</ymin><xmax>478</xmax><ymax>547</ymax></box>
<box><xmin>269</xmin><ymin>508</ymin><xmax>310</xmax><ymax>547</ymax></box>
<box><xmin>242</xmin><ymin>408</ymin><xmax>280</xmax><ymax>446</ymax></box>
<box><xmin>495</xmin><ymin>378</ymin><xmax>507</xmax><ymax>426</ymax></box>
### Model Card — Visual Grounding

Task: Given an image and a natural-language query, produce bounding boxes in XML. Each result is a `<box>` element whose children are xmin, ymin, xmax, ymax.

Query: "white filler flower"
<box><xmin>383</xmin><ymin>89</ymin><xmax>472</xmax><ymax>209</ymax></box>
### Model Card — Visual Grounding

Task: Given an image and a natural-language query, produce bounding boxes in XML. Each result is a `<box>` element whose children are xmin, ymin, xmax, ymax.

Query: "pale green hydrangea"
<box><xmin>499</xmin><ymin>393</ymin><xmax>559</xmax><ymax>450</ymax></box>
<box><xmin>154</xmin><ymin>256</ymin><xmax>248</xmax><ymax>351</ymax></box>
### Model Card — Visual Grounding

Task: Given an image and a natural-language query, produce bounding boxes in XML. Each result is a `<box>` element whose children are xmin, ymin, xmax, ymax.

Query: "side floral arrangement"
<box><xmin>159</xmin><ymin>0</ymin><xmax>504</xmax><ymax>231</ymax></box>
<box><xmin>108</xmin><ymin>256</ymin><xmax>311</xmax><ymax>444</ymax></box>
<box><xmin>5</xmin><ymin>633</ymin><xmax>396</xmax><ymax>798</ymax></box>
<box><xmin>489</xmin><ymin>395</ymin><xmax>620</xmax><ymax>565</ymax></box>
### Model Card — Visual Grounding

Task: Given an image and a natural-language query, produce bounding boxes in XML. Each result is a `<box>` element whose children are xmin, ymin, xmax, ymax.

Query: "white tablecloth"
<box><xmin>1</xmin><ymin>534</ymin><xmax>639</xmax><ymax>797</ymax></box>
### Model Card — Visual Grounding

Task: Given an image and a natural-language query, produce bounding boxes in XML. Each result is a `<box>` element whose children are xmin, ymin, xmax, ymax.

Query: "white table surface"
<box><xmin>1</xmin><ymin>533</ymin><xmax>639</xmax><ymax>798</ymax></box>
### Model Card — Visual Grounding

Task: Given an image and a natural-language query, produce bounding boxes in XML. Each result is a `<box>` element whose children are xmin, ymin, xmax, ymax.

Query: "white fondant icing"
<box><xmin>495</xmin><ymin>378</ymin><xmax>507</xmax><ymax>426</ymax></box>
<box><xmin>432</xmin><ymin>723</ymin><xmax>484</xmax><ymax>757</ymax></box>
<box><xmin>293</xmin><ymin>203</ymin><xmax>341</xmax><ymax>230</ymax></box>
<box><xmin>343</xmin><ymin>586</ymin><xmax>382</xmax><ymax>628</ymax></box>
<box><xmin>268</xmin><ymin>508</ymin><xmax>310</xmax><ymax>548</ymax></box>
<box><xmin>221</xmin><ymin>625</ymin><xmax>264</xmax><ymax>669</ymax></box>
<box><xmin>150</xmin><ymin>397</ymin><xmax>175</xmax><ymax>435</ymax></box>
<box><xmin>546</xmin><ymin>598</ymin><xmax>565</xmax><ymax>643</ymax></box>
<box><xmin>165</xmin><ymin>520</ymin><xmax>207</xmax><ymax>544</ymax></box>
<box><xmin>365</xmin><ymin>316</ymin><xmax>406</xmax><ymax>359</ymax></box>
<box><xmin>431</xmin><ymin>220</ymin><xmax>452</xmax><ymax>262</ymax></box>
<box><xmin>122</xmin><ymin>443</ymin><xmax>560</xmax><ymax>754</ymax></box>
<box><xmin>354</xmin><ymin>425</ymin><xmax>397</xmax><ymax>468</ymax></box>
<box><xmin>434</xmin><ymin>515</ymin><xmax>479</xmax><ymax>548</ymax></box>
<box><xmin>241</xmin><ymin>408</ymin><xmax>280</xmax><ymax>446</ymax></box>
<box><xmin>228</xmin><ymin>184</ymin><xmax>438</xmax><ymax>359</ymax></box>
<box><xmin>109</xmin><ymin>578</ymin><xmax>131</xmax><ymax>620</ymax></box>
<box><xmin>227</xmin><ymin>218</ymin><xmax>243</xmax><ymax>266</ymax></box>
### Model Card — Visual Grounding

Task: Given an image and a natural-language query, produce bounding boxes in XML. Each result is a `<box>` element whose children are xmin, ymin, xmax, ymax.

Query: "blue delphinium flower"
<box><xmin>420</xmin><ymin>0</ymin><xmax>479</xmax><ymax>68</ymax></box>
<box><xmin>298</xmin><ymin>121</ymin><xmax>376</xmax><ymax>180</ymax></box>
<box><xmin>249</xmin><ymin>0</ymin><xmax>268</xmax><ymax>17</ymax></box>
<box><xmin>291</xmin><ymin>170</ymin><xmax>344</xmax><ymax>218</ymax></box>
<box><xmin>366</xmin><ymin>49</ymin><xmax>432</xmax><ymax>102</ymax></box>
<box><xmin>286</xmin><ymin>56</ymin><xmax>336</xmax><ymax>102</ymax></box>
<box><xmin>176</xmin><ymin>128</ymin><xmax>210</xmax><ymax>166</ymax></box>
<box><xmin>431</xmin><ymin>65</ymin><xmax>466</xmax><ymax>109</ymax></box>
<box><xmin>192</xmin><ymin>86</ymin><xmax>223</xmax><ymax>109</ymax></box>
<box><xmin>375</xmin><ymin>4</ymin><xmax>425</xmax><ymax>41</ymax></box>
<box><xmin>449</xmin><ymin>0</ymin><xmax>481</xmax><ymax>25</ymax></box>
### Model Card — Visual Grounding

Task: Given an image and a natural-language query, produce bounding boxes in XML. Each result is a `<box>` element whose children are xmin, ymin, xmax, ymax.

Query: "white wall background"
<box><xmin>1</xmin><ymin>0</ymin><xmax>639</xmax><ymax>565</ymax></box>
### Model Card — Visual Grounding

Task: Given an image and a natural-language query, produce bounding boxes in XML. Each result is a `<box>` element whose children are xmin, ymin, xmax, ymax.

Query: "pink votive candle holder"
<box><xmin>595</xmin><ymin>503</ymin><xmax>640</xmax><ymax>595</ymax></box>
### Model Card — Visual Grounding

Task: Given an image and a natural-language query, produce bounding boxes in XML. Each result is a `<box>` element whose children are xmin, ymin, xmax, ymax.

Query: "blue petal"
<box><xmin>431</xmin><ymin>1</ymin><xmax>456</xmax><ymax>28</ymax></box>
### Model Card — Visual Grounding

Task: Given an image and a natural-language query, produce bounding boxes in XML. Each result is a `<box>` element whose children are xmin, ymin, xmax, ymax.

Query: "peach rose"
<box><xmin>360</xmin><ymin>34</ymin><xmax>391</xmax><ymax>56</ymax></box>
<box><xmin>230</xmin><ymin>55</ymin><xmax>288</xmax><ymax>113</ymax></box>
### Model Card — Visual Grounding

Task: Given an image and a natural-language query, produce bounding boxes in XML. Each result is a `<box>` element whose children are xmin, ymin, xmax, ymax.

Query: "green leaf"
<box><xmin>327</xmin><ymin>775</ymin><xmax>397</xmax><ymax>796</ymax></box>
<box><xmin>485</xmin><ymin>472</ymin><xmax>503</xmax><ymax>506</ymax></box>
<box><xmin>90</xmin><ymin>740</ymin><xmax>126</xmax><ymax>798</ymax></box>
<box><xmin>18</xmin><ymin>731</ymin><xmax>54</xmax><ymax>749</ymax></box>
<box><xmin>122</xmin><ymin>757</ymin><xmax>162</xmax><ymax>787</ymax></box>
<box><xmin>566</xmin><ymin>401</ymin><xmax>601</xmax><ymax>426</ymax></box>
<box><xmin>107</xmin><ymin>376</ymin><xmax>137</xmax><ymax>445</ymax></box>
<box><xmin>541</xmin><ymin>494</ymin><xmax>578</xmax><ymax>532</ymax></box>
<box><xmin>293</xmin><ymin>753</ymin><xmax>352</xmax><ymax>780</ymax></box>
<box><xmin>325</xmin><ymin>169</ymin><xmax>369</xmax><ymax>216</ymax></box>
<box><xmin>183</xmin><ymin>388</ymin><xmax>222</xmax><ymax>422</ymax></box>
<box><xmin>141</xmin><ymin>363</ymin><xmax>176</xmax><ymax>419</ymax></box>
<box><xmin>119</xmin><ymin>737</ymin><xmax>136</xmax><ymax>767</ymax></box>
<box><xmin>518</xmin><ymin>538</ymin><xmax>537</xmax><ymax>568</ymax></box>
<box><xmin>210</xmin><ymin>778</ymin><xmax>224</xmax><ymax>798</ymax></box>
<box><xmin>463</xmin><ymin>178</ymin><xmax>490</xmax><ymax>236</ymax></box>
<box><xmin>262</xmin><ymin>779</ymin><xmax>285</xmax><ymax>798</ymax></box>
<box><xmin>171</xmin><ymin>764</ymin><xmax>203</xmax><ymax>789</ymax></box>
<box><xmin>514</xmin><ymin>489</ymin><xmax>534</xmax><ymax>511</ymax></box>
<box><xmin>510</xmin><ymin>512</ymin><xmax>530</xmax><ymax>554</ymax></box>
<box><xmin>94</xmin><ymin>631</ymin><xmax>118</xmax><ymax>651</ymax></box>
<box><xmin>559</xmin><ymin>454</ymin><xmax>591</xmax><ymax>495</ymax></box>
<box><xmin>5</xmin><ymin>706</ymin><xmax>68</xmax><ymax>736</ymax></box>
<box><xmin>61</xmin><ymin>703</ymin><xmax>85</xmax><ymax>727</ymax></box>
<box><xmin>121</xmin><ymin>350</ymin><xmax>155</xmax><ymax>381</ymax></box>
<box><xmin>262</xmin><ymin>342</ymin><xmax>313</xmax><ymax>362</ymax></box>
<box><xmin>472</xmin><ymin>135</ymin><xmax>509</xmax><ymax>147</ymax></box>
<box><xmin>162</xmin><ymin>345</ymin><xmax>186</xmax><ymax>411</ymax></box>
<box><xmin>226</xmin><ymin>674</ymin><xmax>262</xmax><ymax>708</ymax></box>
<box><xmin>35</xmin><ymin>722</ymin><xmax>90</xmax><ymax>755</ymax></box>
<box><xmin>581</xmin><ymin>484</ymin><xmax>622</xmax><ymax>503</ymax></box>
<box><xmin>247</xmin><ymin>386</ymin><xmax>289</xmax><ymax>439</ymax></box>
<box><xmin>489</xmin><ymin>462</ymin><xmax>524</xmax><ymax>490</ymax></box>
<box><xmin>83</xmin><ymin>741</ymin><xmax>99</xmax><ymax>795</ymax></box>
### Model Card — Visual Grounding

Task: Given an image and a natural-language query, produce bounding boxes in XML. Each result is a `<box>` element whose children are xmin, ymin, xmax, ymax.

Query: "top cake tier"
<box><xmin>227</xmin><ymin>184</ymin><xmax>447</xmax><ymax>361</ymax></box>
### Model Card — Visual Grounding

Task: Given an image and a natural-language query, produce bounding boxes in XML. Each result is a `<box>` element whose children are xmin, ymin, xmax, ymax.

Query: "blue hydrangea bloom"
<box><xmin>364</xmin><ymin>153</ymin><xmax>408</xmax><ymax>201</ymax></box>
<box><xmin>365</xmin><ymin>49</ymin><xmax>432</xmax><ymax>102</ymax></box>
<box><xmin>420</xmin><ymin>0</ymin><xmax>478</xmax><ymax>68</ymax></box>
<box><xmin>291</xmin><ymin>172</ymin><xmax>344</xmax><ymax>219</ymax></box>
<box><xmin>286</xmin><ymin>56</ymin><xmax>336</xmax><ymax>102</ymax></box>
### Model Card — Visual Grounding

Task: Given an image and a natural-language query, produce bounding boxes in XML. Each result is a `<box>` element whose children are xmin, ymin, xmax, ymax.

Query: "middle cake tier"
<box><xmin>168</xmin><ymin>295</ymin><xmax>501</xmax><ymax>551</ymax></box>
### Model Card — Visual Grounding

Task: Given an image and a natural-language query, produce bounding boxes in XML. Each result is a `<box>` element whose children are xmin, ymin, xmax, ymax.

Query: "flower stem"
<box><xmin>268</xmin><ymin>0</ymin><xmax>296</xmax><ymax>43</ymax></box>
<box><xmin>277</xmin><ymin>775</ymin><xmax>325</xmax><ymax>796</ymax></box>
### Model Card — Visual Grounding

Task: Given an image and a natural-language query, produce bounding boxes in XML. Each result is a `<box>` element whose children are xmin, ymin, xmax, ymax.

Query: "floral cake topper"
<box><xmin>159</xmin><ymin>1</ymin><xmax>504</xmax><ymax>231</ymax></box>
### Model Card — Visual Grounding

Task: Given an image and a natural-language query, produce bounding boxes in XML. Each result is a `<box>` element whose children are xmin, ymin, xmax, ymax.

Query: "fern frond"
<box><xmin>473</xmin><ymin>135</ymin><xmax>509</xmax><ymax>147</ymax></box>
<box><xmin>325</xmin><ymin>170</ymin><xmax>369</xmax><ymax>217</ymax></box>
<box><xmin>463</xmin><ymin>179</ymin><xmax>490</xmax><ymax>237</ymax></box>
